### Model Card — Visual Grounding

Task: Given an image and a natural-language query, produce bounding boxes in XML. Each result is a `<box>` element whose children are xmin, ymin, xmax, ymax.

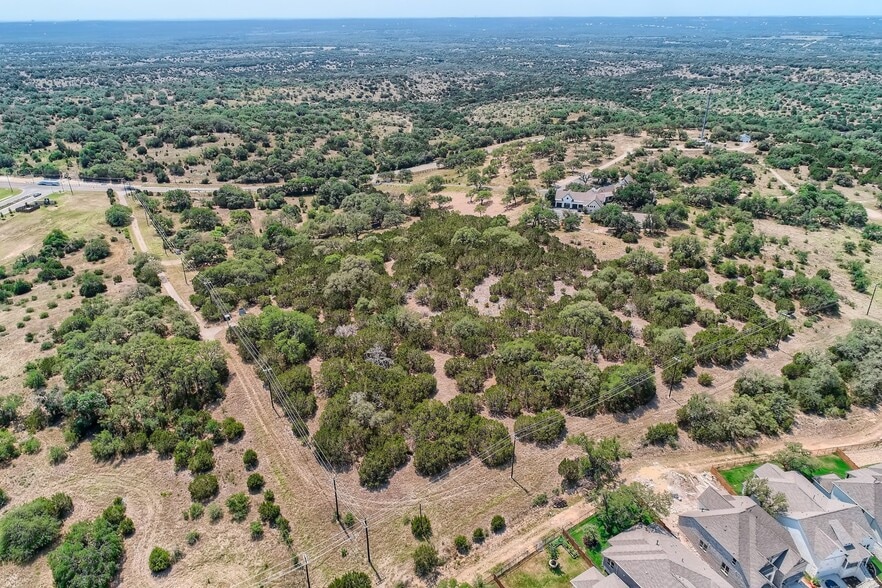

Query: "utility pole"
<box><xmin>303</xmin><ymin>554</ymin><xmax>311</xmax><ymax>588</ymax></box>
<box><xmin>333</xmin><ymin>477</ymin><xmax>340</xmax><ymax>522</ymax></box>
<box><xmin>261</xmin><ymin>366</ymin><xmax>278</xmax><ymax>416</ymax></box>
<box><xmin>419</xmin><ymin>503</ymin><xmax>422</xmax><ymax>520</ymax></box>
<box><xmin>668</xmin><ymin>357</ymin><xmax>679</xmax><ymax>398</ymax></box>
<box><xmin>700</xmin><ymin>92</ymin><xmax>712</xmax><ymax>142</ymax></box>
<box><xmin>510</xmin><ymin>434</ymin><xmax>516</xmax><ymax>479</ymax></box>
<box><xmin>364</xmin><ymin>519</ymin><xmax>372</xmax><ymax>565</ymax></box>
<box><xmin>869</xmin><ymin>284</ymin><xmax>878</xmax><ymax>316</ymax></box>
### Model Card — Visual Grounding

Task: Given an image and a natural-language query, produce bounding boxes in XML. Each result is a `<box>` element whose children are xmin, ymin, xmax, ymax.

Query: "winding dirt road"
<box><xmin>117</xmin><ymin>190</ymin><xmax>191</xmax><ymax>310</ymax></box>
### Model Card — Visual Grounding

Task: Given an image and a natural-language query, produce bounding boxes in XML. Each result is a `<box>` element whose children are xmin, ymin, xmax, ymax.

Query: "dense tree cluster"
<box><xmin>558</xmin><ymin>435</ymin><xmax>629</xmax><ymax>488</ymax></box>
<box><xmin>826</xmin><ymin>321</ymin><xmax>882</xmax><ymax>405</ymax></box>
<box><xmin>6</xmin><ymin>229</ymin><xmax>88</xmax><ymax>294</ymax></box>
<box><xmin>738</xmin><ymin>184</ymin><xmax>867</xmax><ymax>229</ymax></box>
<box><xmin>677</xmin><ymin>320</ymin><xmax>882</xmax><ymax>443</ymax></box>
<box><xmin>180</xmin><ymin>203</ymin><xmax>839</xmax><ymax>485</ymax></box>
<box><xmin>0</xmin><ymin>493</ymin><xmax>73</xmax><ymax>563</ymax></box>
<box><xmin>596</xmin><ymin>483</ymin><xmax>672</xmax><ymax>536</ymax></box>
<box><xmin>4</xmin><ymin>22</ymin><xmax>873</xmax><ymax>501</ymax></box>
<box><xmin>48</xmin><ymin>497</ymin><xmax>133</xmax><ymax>588</ymax></box>
<box><xmin>26</xmin><ymin>291</ymin><xmax>229</xmax><ymax>461</ymax></box>
<box><xmin>677</xmin><ymin>369</ymin><xmax>795</xmax><ymax>443</ymax></box>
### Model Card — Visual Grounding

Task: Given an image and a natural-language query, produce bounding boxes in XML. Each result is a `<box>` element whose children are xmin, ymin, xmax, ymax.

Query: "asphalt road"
<box><xmin>0</xmin><ymin>182</ymin><xmax>64</xmax><ymax>216</ymax></box>
<box><xmin>0</xmin><ymin>176</ymin><xmax>224</xmax><ymax>216</ymax></box>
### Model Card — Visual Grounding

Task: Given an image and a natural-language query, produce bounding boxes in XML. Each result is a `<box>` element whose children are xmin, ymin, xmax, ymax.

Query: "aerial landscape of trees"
<box><xmin>0</xmin><ymin>14</ymin><xmax>881</xmax><ymax>588</ymax></box>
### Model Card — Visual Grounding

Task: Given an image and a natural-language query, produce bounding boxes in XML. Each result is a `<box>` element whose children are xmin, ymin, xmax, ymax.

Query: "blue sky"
<box><xmin>4</xmin><ymin>0</ymin><xmax>879</xmax><ymax>21</ymax></box>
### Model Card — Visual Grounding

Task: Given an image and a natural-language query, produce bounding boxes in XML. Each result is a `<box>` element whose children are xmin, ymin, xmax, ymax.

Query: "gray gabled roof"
<box><xmin>831</xmin><ymin>465</ymin><xmax>882</xmax><ymax>524</ymax></box>
<box><xmin>680</xmin><ymin>487</ymin><xmax>806</xmax><ymax>588</ymax></box>
<box><xmin>554</xmin><ymin>175</ymin><xmax>634</xmax><ymax>205</ymax></box>
<box><xmin>602</xmin><ymin>525</ymin><xmax>731</xmax><ymax>588</ymax></box>
<box><xmin>754</xmin><ymin>463</ymin><xmax>876</xmax><ymax>564</ymax></box>
<box><xmin>571</xmin><ymin>567</ymin><xmax>628</xmax><ymax>588</ymax></box>
<box><xmin>554</xmin><ymin>187</ymin><xmax>613</xmax><ymax>206</ymax></box>
<box><xmin>754</xmin><ymin>463</ymin><xmax>843</xmax><ymax>517</ymax></box>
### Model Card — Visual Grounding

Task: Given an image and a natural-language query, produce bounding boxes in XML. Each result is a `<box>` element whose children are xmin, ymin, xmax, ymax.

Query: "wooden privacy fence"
<box><xmin>489</xmin><ymin>534</ymin><xmax>558</xmax><ymax>586</ymax></box>
<box><xmin>561</xmin><ymin>528</ymin><xmax>593</xmax><ymax>566</ymax></box>
<box><xmin>710</xmin><ymin>466</ymin><xmax>738</xmax><ymax>496</ymax></box>
<box><xmin>835</xmin><ymin>448</ymin><xmax>859</xmax><ymax>470</ymax></box>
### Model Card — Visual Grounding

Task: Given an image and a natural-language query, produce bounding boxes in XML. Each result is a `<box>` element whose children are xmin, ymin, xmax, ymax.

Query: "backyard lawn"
<box><xmin>719</xmin><ymin>453</ymin><xmax>853</xmax><ymax>495</ymax></box>
<box><xmin>502</xmin><ymin>541</ymin><xmax>590</xmax><ymax>588</ymax></box>
<box><xmin>719</xmin><ymin>463</ymin><xmax>760</xmax><ymax>494</ymax></box>
<box><xmin>811</xmin><ymin>454</ymin><xmax>852</xmax><ymax>479</ymax></box>
<box><xmin>569</xmin><ymin>515</ymin><xmax>611</xmax><ymax>569</ymax></box>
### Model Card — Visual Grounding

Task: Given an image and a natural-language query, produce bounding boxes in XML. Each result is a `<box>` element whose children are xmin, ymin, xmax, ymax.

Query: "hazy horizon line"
<box><xmin>1</xmin><ymin>14</ymin><xmax>880</xmax><ymax>24</ymax></box>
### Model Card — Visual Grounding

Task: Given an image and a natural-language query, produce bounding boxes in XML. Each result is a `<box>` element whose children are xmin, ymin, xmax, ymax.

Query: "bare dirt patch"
<box><xmin>429</xmin><ymin>351</ymin><xmax>458</xmax><ymax>403</ymax></box>
<box><xmin>468</xmin><ymin>275</ymin><xmax>505</xmax><ymax>317</ymax></box>
<box><xmin>557</xmin><ymin>224</ymin><xmax>632</xmax><ymax>262</ymax></box>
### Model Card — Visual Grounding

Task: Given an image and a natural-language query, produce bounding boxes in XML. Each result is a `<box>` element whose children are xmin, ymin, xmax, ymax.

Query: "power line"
<box><xmin>228</xmin><ymin>267</ymin><xmax>846</xmax><ymax>583</ymax></box>
<box><xmin>130</xmin><ymin>186</ymin><xmax>382</xmax><ymax>584</ymax></box>
<box><xmin>241</xmin><ymin>298</ymin><xmax>847</xmax><ymax>586</ymax></box>
<box><xmin>250</xmin><ymin>298</ymin><xmax>848</xmax><ymax>584</ymax></box>
<box><xmin>128</xmin><ymin>188</ymin><xmax>369</xmax><ymax>512</ymax></box>
<box><xmin>129</xmin><ymin>184</ymin><xmax>853</xmax><ymax>585</ymax></box>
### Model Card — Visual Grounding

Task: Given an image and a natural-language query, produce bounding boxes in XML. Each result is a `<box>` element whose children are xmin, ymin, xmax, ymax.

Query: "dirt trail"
<box><xmin>123</xmin><ymin>195</ymin><xmax>357</xmax><ymax>538</ymax></box>
<box><xmin>439</xmin><ymin>304</ymin><xmax>877</xmax><ymax>581</ymax></box>
<box><xmin>217</xmin><ymin>341</ymin><xmax>342</xmax><ymax>522</ymax></box>
<box><xmin>121</xmin><ymin>192</ymin><xmax>222</xmax><ymax>338</ymax></box>
<box><xmin>109</xmin><ymin>138</ymin><xmax>879</xmax><ymax>585</ymax></box>
<box><xmin>159</xmin><ymin>273</ymin><xmax>194</xmax><ymax>311</ymax></box>
<box><xmin>371</xmin><ymin>162</ymin><xmax>439</xmax><ymax>183</ymax></box>
<box><xmin>116</xmin><ymin>191</ymin><xmax>149</xmax><ymax>253</ymax></box>
<box><xmin>451</xmin><ymin>407</ymin><xmax>882</xmax><ymax>584</ymax></box>
<box><xmin>768</xmin><ymin>167</ymin><xmax>797</xmax><ymax>193</ymax></box>
<box><xmin>113</xmin><ymin>197</ymin><xmax>355</xmax><ymax>585</ymax></box>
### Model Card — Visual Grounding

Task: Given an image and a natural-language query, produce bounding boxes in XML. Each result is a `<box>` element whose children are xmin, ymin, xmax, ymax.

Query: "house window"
<box><xmin>698</xmin><ymin>540</ymin><xmax>708</xmax><ymax>552</ymax></box>
<box><xmin>732</xmin><ymin>557</ymin><xmax>737</xmax><ymax>565</ymax></box>
<box><xmin>720</xmin><ymin>562</ymin><xmax>730</xmax><ymax>576</ymax></box>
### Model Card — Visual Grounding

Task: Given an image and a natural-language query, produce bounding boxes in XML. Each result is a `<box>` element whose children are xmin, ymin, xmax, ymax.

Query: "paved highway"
<box><xmin>0</xmin><ymin>176</ymin><xmax>228</xmax><ymax>216</ymax></box>
<box><xmin>0</xmin><ymin>176</ymin><xmax>231</xmax><ymax>196</ymax></box>
<box><xmin>0</xmin><ymin>183</ymin><xmax>64</xmax><ymax>216</ymax></box>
